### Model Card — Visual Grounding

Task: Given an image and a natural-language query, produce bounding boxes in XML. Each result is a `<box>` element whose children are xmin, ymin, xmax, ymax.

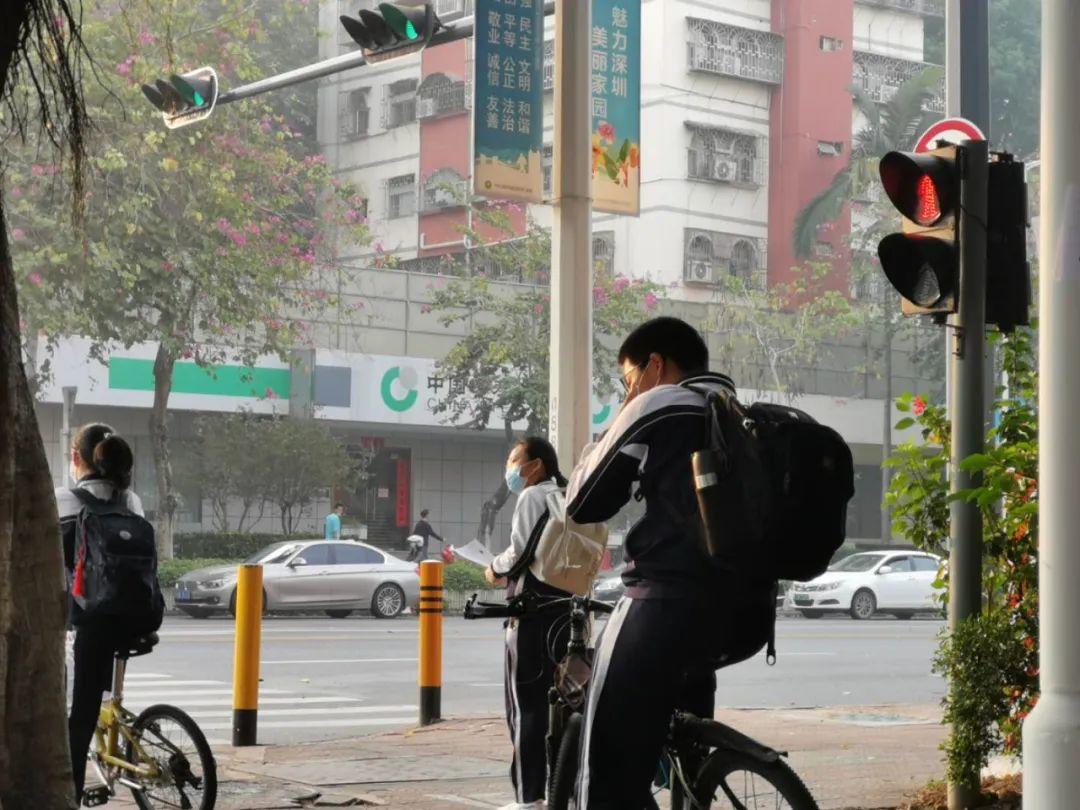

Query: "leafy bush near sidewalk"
<box><xmin>443</xmin><ymin>561</ymin><xmax>490</xmax><ymax>592</ymax></box>
<box><xmin>158</xmin><ymin>558</ymin><xmax>238</xmax><ymax>588</ymax></box>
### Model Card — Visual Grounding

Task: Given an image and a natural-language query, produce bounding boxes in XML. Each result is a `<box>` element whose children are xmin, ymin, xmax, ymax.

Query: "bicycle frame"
<box><xmin>90</xmin><ymin>656</ymin><xmax>160</xmax><ymax>783</ymax></box>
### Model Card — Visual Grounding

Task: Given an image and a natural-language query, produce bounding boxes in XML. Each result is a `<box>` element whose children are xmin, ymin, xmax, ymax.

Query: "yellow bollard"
<box><xmin>418</xmin><ymin>560</ymin><xmax>443</xmax><ymax>725</ymax></box>
<box><xmin>232</xmin><ymin>564</ymin><xmax>263</xmax><ymax>746</ymax></box>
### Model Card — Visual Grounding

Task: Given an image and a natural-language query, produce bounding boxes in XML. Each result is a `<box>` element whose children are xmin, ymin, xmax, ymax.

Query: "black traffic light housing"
<box><xmin>141</xmin><ymin>67</ymin><xmax>218</xmax><ymax>129</ymax></box>
<box><xmin>877</xmin><ymin>145</ymin><xmax>960</xmax><ymax>316</ymax></box>
<box><xmin>985</xmin><ymin>153</ymin><xmax>1031</xmax><ymax>333</ymax></box>
<box><xmin>340</xmin><ymin>3</ymin><xmax>441</xmax><ymax>63</ymax></box>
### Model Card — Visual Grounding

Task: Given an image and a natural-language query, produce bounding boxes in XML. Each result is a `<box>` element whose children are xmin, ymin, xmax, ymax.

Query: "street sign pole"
<box><xmin>1022</xmin><ymin>1</ymin><xmax>1080</xmax><ymax>804</ymax></box>
<box><xmin>946</xmin><ymin>138</ymin><xmax>988</xmax><ymax>809</ymax></box>
<box><xmin>549</xmin><ymin>0</ymin><xmax>593</xmax><ymax>467</ymax></box>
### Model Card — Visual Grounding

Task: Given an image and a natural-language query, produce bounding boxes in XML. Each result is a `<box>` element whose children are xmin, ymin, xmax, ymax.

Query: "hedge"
<box><xmin>443</xmin><ymin>561</ymin><xmax>490</xmax><ymax>592</ymax></box>
<box><xmin>173</xmin><ymin>533</ymin><xmax>320</xmax><ymax>560</ymax></box>
<box><xmin>158</xmin><ymin>557</ymin><xmax>239</xmax><ymax>588</ymax></box>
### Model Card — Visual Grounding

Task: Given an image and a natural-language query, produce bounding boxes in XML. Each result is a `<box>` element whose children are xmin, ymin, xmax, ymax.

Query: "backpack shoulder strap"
<box><xmin>503</xmin><ymin>489</ymin><xmax>558</xmax><ymax>582</ymax></box>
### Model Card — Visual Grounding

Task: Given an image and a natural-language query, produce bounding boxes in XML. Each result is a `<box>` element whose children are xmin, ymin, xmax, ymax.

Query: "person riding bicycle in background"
<box><xmin>565</xmin><ymin>317</ymin><xmax>775</xmax><ymax>809</ymax></box>
<box><xmin>484</xmin><ymin>436</ymin><xmax>572</xmax><ymax>810</ymax></box>
<box><xmin>59</xmin><ymin>423</ymin><xmax>145</xmax><ymax>804</ymax></box>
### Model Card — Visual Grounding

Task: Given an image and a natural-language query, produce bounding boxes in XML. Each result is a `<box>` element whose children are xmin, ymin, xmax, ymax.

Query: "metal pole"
<box><xmin>1022</xmin><ymin>0</ymin><xmax>1080</xmax><ymax>803</ymax></box>
<box><xmin>418</xmin><ymin>560</ymin><xmax>443</xmax><ymax>725</ymax></box>
<box><xmin>61</xmin><ymin>386</ymin><xmax>77</xmax><ymax>487</ymax></box>
<box><xmin>232</xmin><ymin>564</ymin><xmax>263</xmax><ymax>746</ymax></box>
<box><xmin>549</xmin><ymin>0</ymin><xmax>593</xmax><ymax>467</ymax></box>
<box><xmin>947</xmin><ymin>138</ymin><xmax>989</xmax><ymax>809</ymax></box>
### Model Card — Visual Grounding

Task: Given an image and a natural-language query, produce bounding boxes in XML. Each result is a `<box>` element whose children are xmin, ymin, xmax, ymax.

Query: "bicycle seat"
<box><xmin>117</xmin><ymin>632</ymin><xmax>159</xmax><ymax>659</ymax></box>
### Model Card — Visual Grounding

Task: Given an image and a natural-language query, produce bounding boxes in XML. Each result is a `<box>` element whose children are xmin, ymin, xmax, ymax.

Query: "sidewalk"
<box><xmin>105</xmin><ymin>702</ymin><xmax>949</xmax><ymax>809</ymax></box>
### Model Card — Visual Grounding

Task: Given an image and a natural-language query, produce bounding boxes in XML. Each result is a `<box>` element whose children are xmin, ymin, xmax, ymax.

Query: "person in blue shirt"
<box><xmin>325</xmin><ymin>503</ymin><xmax>345</xmax><ymax>539</ymax></box>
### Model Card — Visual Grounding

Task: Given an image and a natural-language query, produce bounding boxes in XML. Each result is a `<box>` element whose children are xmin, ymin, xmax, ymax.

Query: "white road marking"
<box><xmin>195</xmin><ymin>716</ymin><xmax>416</xmax><ymax>730</ymax></box>
<box><xmin>261</xmin><ymin>657</ymin><xmax>418</xmax><ymax>665</ymax></box>
<box><xmin>128</xmin><ymin>696</ymin><xmax>362</xmax><ymax>708</ymax></box>
<box><xmin>181</xmin><ymin>704</ymin><xmax>417</xmax><ymax>720</ymax></box>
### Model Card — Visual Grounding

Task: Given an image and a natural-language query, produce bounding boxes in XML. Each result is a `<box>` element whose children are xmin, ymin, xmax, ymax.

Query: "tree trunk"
<box><xmin>881</xmin><ymin>327</ymin><xmax>894</xmax><ymax>543</ymax></box>
<box><xmin>150</xmin><ymin>344</ymin><xmax>177</xmax><ymax>560</ymax></box>
<box><xmin>0</xmin><ymin>203</ymin><xmax>75</xmax><ymax>806</ymax></box>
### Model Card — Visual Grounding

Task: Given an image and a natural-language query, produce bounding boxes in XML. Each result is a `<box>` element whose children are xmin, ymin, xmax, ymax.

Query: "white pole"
<box><xmin>61</xmin><ymin>386</ymin><xmax>78</xmax><ymax>487</ymax></box>
<box><xmin>549</xmin><ymin>0</ymin><xmax>593</xmax><ymax>467</ymax></box>
<box><xmin>1021</xmin><ymin>1</ymin><xmax>1080</xmax><ymax>805</ymax></box>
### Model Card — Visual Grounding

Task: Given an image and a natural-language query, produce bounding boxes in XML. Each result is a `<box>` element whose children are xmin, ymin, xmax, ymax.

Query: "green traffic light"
<box><xmin>170</xmin><ymin>74</ymin><xmax>204</xmax><ymax>107</ymax></box>
<box><xmin>379</xmin><ymin>4</ymin><xmax>420</xmax><ymax>40</ymax></box>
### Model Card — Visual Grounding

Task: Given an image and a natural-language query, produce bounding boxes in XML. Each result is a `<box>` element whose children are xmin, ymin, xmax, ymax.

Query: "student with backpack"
<box><xmin>484</xmin><ymin>437</ymin><xmax>572</xmax><ymax>810</ymax></box>
<box><xmin>59</xmin><ymin>423</ymin><xmax>164</xmax><ymax>803</ymax></box>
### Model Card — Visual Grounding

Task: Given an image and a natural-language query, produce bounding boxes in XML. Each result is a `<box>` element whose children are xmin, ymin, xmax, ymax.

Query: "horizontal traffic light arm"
<box><xmin>215</xmin><ymin>2</ymin><xmax>554</xmax><ymax>107</ymax></box>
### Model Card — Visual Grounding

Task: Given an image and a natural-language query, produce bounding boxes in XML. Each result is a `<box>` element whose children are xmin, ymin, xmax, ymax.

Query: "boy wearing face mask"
<box><xmin>485</xmin><ymin>437</ymin><xmax>571</xmax><ymax>810</ymax></box>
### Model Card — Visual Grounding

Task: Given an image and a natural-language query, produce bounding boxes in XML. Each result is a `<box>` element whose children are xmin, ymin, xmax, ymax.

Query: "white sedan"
<box><xmin>787</xmin><ymin>551</ymin><xmax>942</xmax><ymax>620</ymax></box>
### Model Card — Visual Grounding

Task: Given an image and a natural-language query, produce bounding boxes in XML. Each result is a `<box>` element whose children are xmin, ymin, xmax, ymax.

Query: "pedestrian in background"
<box><xmin>409</xmin><ymin>509</ymin><xmax>443</xmax><ymax>561</ymax></box>
<box><xmin>485</xmin><ymin>436</ymin><xmax>571</xmax><ymax>810</ymax></box>
<box><xmin>325</xmin><ymin>502</ymin><xmax>345</xmax><ymax>539</ymax></box>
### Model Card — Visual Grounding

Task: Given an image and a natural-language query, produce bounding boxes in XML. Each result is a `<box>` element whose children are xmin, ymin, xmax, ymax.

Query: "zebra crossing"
<box><xmin>119</xmin><ymin>671</ymin><xmax>418</xmax><ymax>746</ymax></box>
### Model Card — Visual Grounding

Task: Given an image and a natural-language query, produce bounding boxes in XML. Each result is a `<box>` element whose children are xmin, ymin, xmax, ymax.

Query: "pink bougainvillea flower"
<box><xmin>912</xmin><ymin>395</ymin><xmax>927</xmax><ymax>416</ymax></box>
<box><xmin>137</xmin><ymin>30</ymin><xmax>155</xmax><ymax>46</ymax></box>
<box><xmin>593</xmin><ymin>286</ymin><xmax>608</xmax><ymax>306</ymax></box>
<box><xmin>644</xmin><ymin>292</ymin><xmax>658</xmax><ymax>310</ymax></box>
<box><xmin>12</xmin><ymin>228</ymin><xmax>25</xmax><ymax>240</ymax></box>
<box><xmin>27</xmin><ymin>271</ymin><xmax>43</xmax><ymax>287</ymax></box>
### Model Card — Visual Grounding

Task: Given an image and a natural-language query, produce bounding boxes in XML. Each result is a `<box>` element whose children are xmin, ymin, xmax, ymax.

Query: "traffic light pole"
<box><xmin>947</xmin><ymin>138</ymin><xmax>988</xmax><ymax>809</ymax></box>
<box><xmin>1022</xmin><ymin>1</ymin><xmax>1080</xmax><ymax>804</ymax></box>
<box><xmin>548</xmin><ymin>0</ymin><xmax>593</xmax><ymax>467</ymax></box>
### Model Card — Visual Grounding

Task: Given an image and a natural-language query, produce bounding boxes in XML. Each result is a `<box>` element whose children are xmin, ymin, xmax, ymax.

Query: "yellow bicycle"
<box><xmin>82</xmin><ymin>633</ymin><xmax>217</xmax><ymax>809</ymax></box>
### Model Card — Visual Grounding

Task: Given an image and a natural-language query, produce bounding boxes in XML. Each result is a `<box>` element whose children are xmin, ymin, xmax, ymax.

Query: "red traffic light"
<box><xmin>880</xmin><ymin>151</ymin><xmax>955</xmax><ymax>226</ymax></box>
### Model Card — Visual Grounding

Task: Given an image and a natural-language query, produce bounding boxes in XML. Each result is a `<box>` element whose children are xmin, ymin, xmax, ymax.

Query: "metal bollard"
<box><xmin>232</xmin><ymin>564</ymin><xmax>263</xmax><ymax>746</ymax></box>
<box><xmin>418</xmin><ymin>560</ymin><xmax>443</xmax><ymax>726</ymax></box>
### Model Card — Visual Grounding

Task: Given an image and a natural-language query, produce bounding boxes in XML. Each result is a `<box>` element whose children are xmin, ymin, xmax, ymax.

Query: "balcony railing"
<box><xmin>856</xmin><ymin>0</ymin><xmax>944</xmax><ymax>17</ymax></box>
<box><xmin>687</xmin><ymin>149</ymin><xmax>764</xmax><ymax>187</ymax></box>
<box><xmin>433</xmin><ymin>0</ymin><xmax>473</xmax><ymax>22</ymax></box>
<box><xmin>687</xmin><ymin>19</ymin><xmax>783</xmax><ymax>85</ymax></box>
<box><xmin>417</xmin><ymin>81</ymin><xmax>469</xmax><ymax>120</ymax></box>
<box><xmin>853</xmin><ymin>51</ymin><xmax>945</xmax><ymax>112</ymax></box>
<box><xmin>420</xmin><ymin>180</ymin><xmax>468</xmax><ymax>214</ymax></box>
<box><xmin>543</xmin><ymin>39</ymin><xmax>555</xmax><ymax>90</ymax></box>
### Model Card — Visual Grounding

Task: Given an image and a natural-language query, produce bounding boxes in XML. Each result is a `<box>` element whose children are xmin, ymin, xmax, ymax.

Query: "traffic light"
<box><xmin>339</xmin><ymin>3</ymin><xmax>442</xmax><ymax>63</ymax></box>
<box><xmin>141</xmin><ymin>67</ymin><xmax>218</xmax><ymax>129</ymax></box>
<box><xmin>876</xmin><ymin>145</ymin><xmax>960</xmax><ymax>316</ymax></box>
<box><xmin>984</xmin><ymin>154</ymin><xmax>1031</xmax><ymax>333</ymax></box>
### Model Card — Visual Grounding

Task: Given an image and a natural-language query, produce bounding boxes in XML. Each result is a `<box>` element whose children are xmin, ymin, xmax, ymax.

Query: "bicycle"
<box><xmin>81</xmin><ymin>632</ymin><xmax>218</xmax><ymax>809</ymax></box>
<box><xmin>464</xmin><ymin>592</ymin><xmax>818</xmax><ymax>810</ymax></box>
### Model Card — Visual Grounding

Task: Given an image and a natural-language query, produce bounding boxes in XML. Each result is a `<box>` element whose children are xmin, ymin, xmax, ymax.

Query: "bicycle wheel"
<box><xmin>547</xmin><ymin>712</ymin><xmax>583</xmax><ymax>810</ymax></box>
<box><xmin>692</xmin><ymin>748</ymin><xmax>818</xmax><ymax>810</ymax></box>
<box><xmin>124</xmin><ymin>703</ymin><xmax>218</xmax><ymax>810</ymax></box>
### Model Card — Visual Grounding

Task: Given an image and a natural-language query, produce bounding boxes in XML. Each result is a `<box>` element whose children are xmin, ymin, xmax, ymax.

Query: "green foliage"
<box><xmin>172</xmin><ymin>532</ymin><xmax>311</xmax><ymax>560</ymax></box>
<box><xmin>158</xmin><ymin>557</ymin><xmax>238</xmax><ymax>587</ymax></box>
<box><xmin>425</xmin><ymin>204</ymin><xmax>662</xmax><ymax>436</ymax></box>
<box><xmin>886</xmin><ymin>325</ymin><xmax>1039</xmax><ymax>775</ymax></box>
<box><xmin>442</xmin><ymin>562</ymin><xmax>490</xmax><ymax>593</ymax></box>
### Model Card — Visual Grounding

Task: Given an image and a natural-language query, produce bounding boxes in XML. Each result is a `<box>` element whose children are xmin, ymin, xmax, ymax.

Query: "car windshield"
<box><xmin>829</xmin><ymin>553</ymin><xmax>886</xmax><ymax>573</ymax></box>
<box><xmin>244</xmin><ymin>542</ymin><xmax>302</xmax><ymax>565</ymax></box>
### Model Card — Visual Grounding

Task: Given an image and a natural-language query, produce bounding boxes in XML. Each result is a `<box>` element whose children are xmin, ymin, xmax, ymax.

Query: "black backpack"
<box><xmin>70</xmin><ymin>489</ymin><xmax>165</xmax><ymax>635</ymax></box>
<box><xmin>688</xmin><ymin>386</ymin><xmax>855</xmax><ymax>582</ymax></box>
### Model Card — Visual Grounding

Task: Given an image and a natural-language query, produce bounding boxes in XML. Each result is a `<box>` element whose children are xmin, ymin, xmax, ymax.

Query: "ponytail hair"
<box><xmin>518</xmin><ymin>436</ymin><xmax>568</xmax><ymax>488</ymax></box>
<box><xmin>73</xmin><ymin>423</ymin><xmax>134</xmax><ymax>490</ymax></box>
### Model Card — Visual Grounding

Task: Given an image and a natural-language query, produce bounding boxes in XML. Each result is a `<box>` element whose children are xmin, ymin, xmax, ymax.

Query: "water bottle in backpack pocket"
<box><xmin>70</xmin><ymin>489</ymin><xmax>165</xmax><ymax>635</ymax></box>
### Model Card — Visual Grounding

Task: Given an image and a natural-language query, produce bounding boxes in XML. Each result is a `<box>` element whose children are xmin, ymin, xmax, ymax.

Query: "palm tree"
<box><xmin>792</xmin><ymin>66</ymin><xmax>944</xmax><ymax>544</ymax></box>
<box><xmin>1</xmin><ymin>2</ymin><xmax>88</xmax><ymax>806</ymax></box>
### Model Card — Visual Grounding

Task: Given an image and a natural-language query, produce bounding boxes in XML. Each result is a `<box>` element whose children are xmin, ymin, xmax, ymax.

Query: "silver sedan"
<box><xmin>175</xmin><ymin>540</ymin><xmax>420</xmax><ymax>619</ymax></box>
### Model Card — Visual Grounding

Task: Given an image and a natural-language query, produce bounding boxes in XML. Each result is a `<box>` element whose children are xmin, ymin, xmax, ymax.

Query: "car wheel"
<box><xmin>371</xmin><ymin>583</ymin><xmax>406</xmax><ymax>619</ymax></box>
<box><xmin>892</xmin><ymin>611</ymin><xmax>915</xmax><ymax>620</ymax></box>
<box><xmin>850</xmin><ymin>589</ymin><xmax>877</xmax><ymax>620</ymax></box>
<box><xmin>230</xmin><ymin>589</ymin><xmax>270</xmax><ymax>619</ymax></box>
<box><xmin>800</xmin><ymin>610</ymin><xmax>824</xmax><ymax>619</ymax></box>
<box><xmin>179</xmin><ymin>607</ymin><xmax>210</xmax><ymax>619</ymax></box>
<box><xmin>326</xmin><ymin>610</ymin><xmax>352</xmax><ymax>619</ymax></box>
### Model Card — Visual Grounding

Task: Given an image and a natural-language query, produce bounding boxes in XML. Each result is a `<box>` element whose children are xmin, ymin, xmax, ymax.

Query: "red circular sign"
<box><xmin>914</xmin><ymin>117</ymin><xmax>986</xmax><ymax>153</ymax></box>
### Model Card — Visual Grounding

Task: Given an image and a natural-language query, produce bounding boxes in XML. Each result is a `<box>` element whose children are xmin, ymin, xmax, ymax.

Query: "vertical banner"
<box><xmin>474</xmin><ymin>0</ymin><xmax>545</xmax><ymax>202</ymax></box>
<box><xmin>395</xmin><ymin>458</ymin><xmax>410</xmax><ymax>528</ymax></box>
<box><xmin>591</xmin><ymin>0</ymin><xmax>641</xmax><ymax>216</ymax></box>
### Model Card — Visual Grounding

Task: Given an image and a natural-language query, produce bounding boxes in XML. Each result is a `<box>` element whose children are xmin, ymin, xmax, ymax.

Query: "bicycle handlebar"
<box><xmin>463</xmin><ymin>592</ymin><xmax>615</xmax><ymax>620</ymax></box>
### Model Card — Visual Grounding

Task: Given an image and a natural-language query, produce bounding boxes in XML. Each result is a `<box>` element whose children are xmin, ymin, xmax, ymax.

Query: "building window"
<box><xmin>386</xmin><ymin>79</ymin><xmax>417</xmax><ymax>128</ymax></box>
<box><xmin>729</xmin><ymin>240</ymin><xmax>757</xmax><ymax>285</ymax></box>
<box><xmin>686</xmin><ymin>18</ymin><xmax>784</xmax><ymax>85</ymax></box>
<box><xmin>433</xmin><ymin>0</ymin><xmax>473</xmax><ymax>22</ymax></box>
<box><xmin>684</xmin><ymin>229</ymin><xmax>764</xmax><ymax>288</ymax></box>
<box><xmin>593</xmin><ymin>232</ymin><xmax>615</xmax><ymax>277</ymax></box>
<box><xmin>813</xmin><ymin>241</ymin><xmax>835</xmax><ymax>258</ymax></box>
<box><xmin>819</xmin><ymin>35</ymin><xmax>843</xmax><ymax>52</ymax></box>
<box><xmin>421</xmin><ymin>168</ymin><xmax>467</xmax><ymax>212</ymax></box>
<box><xmin>687</xmin><ymin>125</ymin><xmax>762</xmax><ymax>186</ymax></box>
<box><xmin>817</xmin><ymin>140</ymin><xmax>843</xmax><ymax>156</ymax></box>
<box><xmin>417</xmin><ymin>73</ymin><xmax>468</xmax><ymax>120</ymax></box>
<box><xmin>387</xmin><ymin>174</ymin><xmax>416</xmax><ymax>219</ymax></box>
<box><xmin>684</xmin><ymin>231</ymin><xmax>717</xmax><ymax>284</ymax></box>
<box><xmin>852</xmin><ymin>50</ymin><xmax>944</xmax><ymax>112</ymax></box>
<box><xmin>543</xmin><ymin>39</ymin><xmax>555</xmax><ymax>90</ymax></box>
<box><xmin>542</xmin><ymin>144</ymin><xmax>553</xmax><ymax>198</ymax></box>
<box><xmin>339</xmin><ymin>88</ymin><xmax>370</xmax><ymax>141</ymax></box>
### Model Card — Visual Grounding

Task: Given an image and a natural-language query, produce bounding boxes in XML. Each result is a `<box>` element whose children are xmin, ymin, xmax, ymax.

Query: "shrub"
<box><xmin>443</xmin><ymin>561</ymin><xmax>490</xmax><ymax>592</ymax></box>
<box><xmin>173</xmin><ymin>533</ymin><xmax>319</xmax><ymax>560</ymax></box>
<box><xmin>158</xmin><ymin>558</ymin><xmax>238</xmax><ymax>588</ymax></box>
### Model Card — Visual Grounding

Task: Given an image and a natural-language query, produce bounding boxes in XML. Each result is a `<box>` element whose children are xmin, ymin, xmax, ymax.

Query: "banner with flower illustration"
<box><xmin>591</xmin><ymin>0</ymin><xmax>640</xmax><ymax>216</ymax></box>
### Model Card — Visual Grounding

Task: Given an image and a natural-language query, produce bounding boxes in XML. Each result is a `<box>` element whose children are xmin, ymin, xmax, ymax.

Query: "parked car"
<box><xmin>787</xmin><ymin>551</ymin><xmax>942</xmax><ymax>620</ymax></box>
<box><xmin>175</xmin><ymin>540</ymin><xmax>420</xmax><ymax>619</ymax></box>
<box><xmin>592</xmin><ymin>565</ymin><xmax>627</xmax><ymax>602</ymax></box>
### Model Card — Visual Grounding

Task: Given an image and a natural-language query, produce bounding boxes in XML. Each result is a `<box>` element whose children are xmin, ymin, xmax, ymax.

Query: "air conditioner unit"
<box><xmin>713</xmin><ymin>160</ymin><xmax>739</xmax><ymax>182</ymax></box>
<box><xmin>684</xmin><ymin>260</ymin><xmax>716</xmax><ymax>284</ymax></box>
